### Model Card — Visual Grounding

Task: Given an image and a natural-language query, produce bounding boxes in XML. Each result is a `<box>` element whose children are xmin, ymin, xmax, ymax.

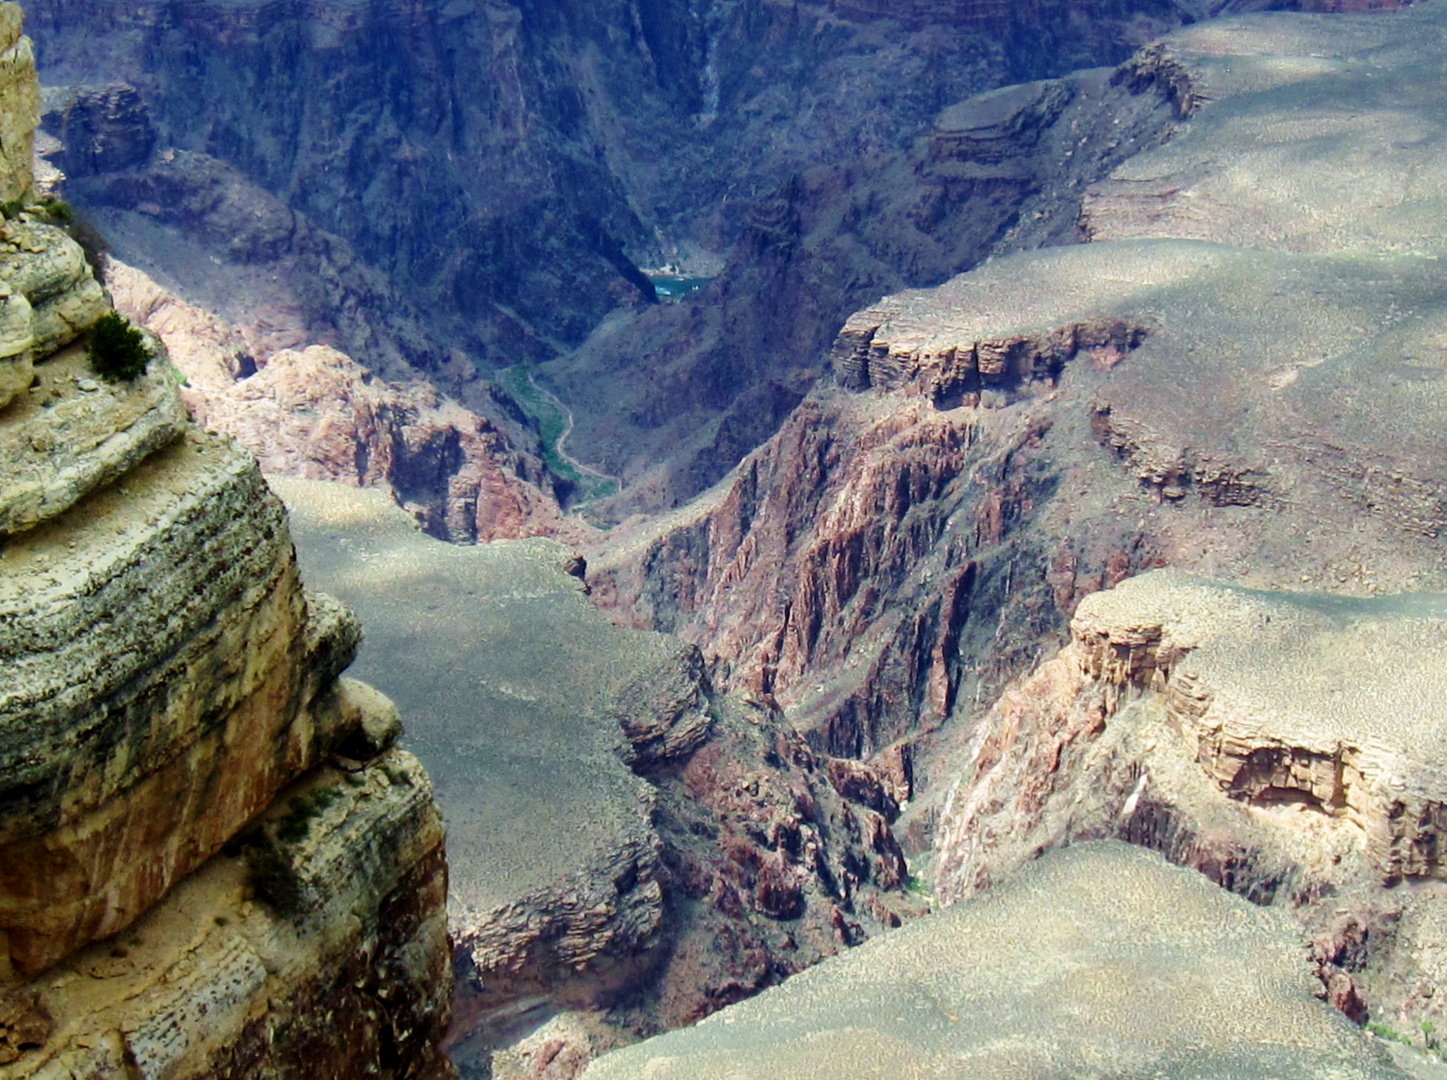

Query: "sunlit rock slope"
<box><xmin>583</xmin><ymin>842</ymin><xmax>1410</xmax><ymax>1080</ymax></box>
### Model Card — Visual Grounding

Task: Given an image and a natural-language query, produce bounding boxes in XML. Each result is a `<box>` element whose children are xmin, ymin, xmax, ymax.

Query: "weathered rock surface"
<box><xmin>0</xmin><ymin>341</ymin><xmax>184</xmax><ymax>533</ymax></box>
<box><xmin>273</xmin><ymin>478</ymin><xmax>920</xmax><ymax>1077</ymax></box>
<box><xmin>110</xmin><ymin>259</ymin><xmax>571</xmax><ymax>543</ymax></box>
<box><xmin>0</xmin><ymin>219</ymin><xmax>106</xmax><ymax>358</ymax></box>
<box><xmin>0</xmin><ymin>425</ymin><xmax>370</xmax><ymax>976</ymax></box>
<box><xmin>0</xmin><ymin>3</ymin><xmax>36</xmax><ymax>205</ymax></box>
<box><xmin>932</xmin><ymin>569</ymin><xmax>1447</xmax><ymax>1043</ymax></box>
<box><xmin>0</xmin><ymin>9</ymin><xmax>456</xmax><ymax>1069</ymax></box>
<box><xmin>0</xmin><ymin>214</ymin><xmax>106</xmax><ymax>412</ymax></box>
<box><xmin>583</xmin><ymin>842</ymin><xmax>1408</xmax><ymax>1080</ymax></box>
<box><xmin>1</xmin><ymin>747</ymin><xmax>453</xmax><ymax>1080</ymax></box>
<box><xmin>0</xmin><ymin>373</ymin><xmax>454</xmax><ymax>1070</ymax></box>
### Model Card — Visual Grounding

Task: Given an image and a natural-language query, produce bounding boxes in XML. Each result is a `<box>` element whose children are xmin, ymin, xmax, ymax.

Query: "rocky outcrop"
<box><xmin>931</xmin><ymin>570</ymin><xmax>1447</xmax><ymax>1037</ymax></box>
<box><xmin>582</xmin><ymin>842</ymin><xmax>1408</xmax><ymax>1080</ymax></box>
<box><xmin>275</xmin><ymin>479</ymin><xmax>921</xmax><ymax>1077</ymax></box>
<box><xmin>0</xmin><ymin>9</ymin><xmax>454</xmax><ymax>1070</ymax></box>
<box><xmin>108</xmin><ymin>261</ymin><xmax>571</xmax><ymax>543</ymax></box>
<box><xmin>0</xmin><ymin>213</ymin><xmax>107</xmax><ymax>411</ymax></box>
<box><xmin>0</xmin><ymin>4</ymin><xmax>36</xmax><ymax>204</ymax></box>
<box><xmin>5</xmin><ymin>748</ymin><xmax>452</xmax><ymax>1079</ymax></box>
<box><xmin>52</xmin><ymin>82</ymin><xmax>154</xmax><ymax>177</ymax></box>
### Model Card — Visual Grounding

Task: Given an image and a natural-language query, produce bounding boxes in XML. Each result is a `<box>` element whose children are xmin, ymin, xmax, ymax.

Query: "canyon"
<box><xmin>5</xmin><ymin>0</ymin><xmax>1447</xmax><ymax>1076</ymax></box>
<box><xmin>580</xmin><ymin>1</ymin><xmax>1447</xmax><ymax>1073</ymax></box>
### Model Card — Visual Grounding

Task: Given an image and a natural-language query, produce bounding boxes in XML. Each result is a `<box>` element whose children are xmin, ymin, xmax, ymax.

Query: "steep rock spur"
<box><xmin>0</xmin><ymin>6</ymin><xmax>456</xmax><ymax>1071</ymax></box>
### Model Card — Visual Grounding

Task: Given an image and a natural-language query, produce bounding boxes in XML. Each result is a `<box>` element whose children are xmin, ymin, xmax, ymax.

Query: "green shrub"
<box><xmin>40</xmin><ymin>199</ymin><xmax>74</xmax><ymax>225</ymax></box>
<box><xmin>273</xmin><ymin>786</ymin><xmax>344</xmax><ymax>843</ymax></box>
<box><xmin>0</xmin><ymin>199</ymin><xmax>23</xmax><ymax>220</ymax></box>
<box><xmin>89</xmin><ymin>311</ymin><xmax>151</xmax><ymax>382</ymax></box>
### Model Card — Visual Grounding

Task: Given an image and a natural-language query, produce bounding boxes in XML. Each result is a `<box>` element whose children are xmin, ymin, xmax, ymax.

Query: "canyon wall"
<box><xmin>0</xmin><ymin>8</ymin><xmax>454</xmax><ymax>1071</ymax></box>
<box><xmin>108</xmin><ymin>261</ymin><xmax>571</xmax><ymax>544</ymax></box>
<box><xmin>274</xmin><ymin>480</ymin><xmax>923</xmax><ymax>1079</ymax></box>
<box><xmin>23</xmin><ymin>0</ymin><xmax>1215</xmax><ymax>363</ymax></box>
<box><xmin>593</xmin><ymin>0</ymin><xmax>1447</xmax><ymax>1041</ymax></box>
<box><xmin>592</xmin><ymin>0</ymin><xmax>1447</xmax><ymax>779</ymax></box>
<box><xmin>931</xmin><ymin>571</ymin><xmax>1447</xmax><ymax>1037</ymax></box>
<box><xmin>19</xmin><ymin>0</ymin><xmax>1281</xmax><ymax>528</ymax></box>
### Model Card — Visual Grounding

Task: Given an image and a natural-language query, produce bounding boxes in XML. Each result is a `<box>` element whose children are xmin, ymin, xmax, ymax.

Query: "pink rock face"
<box><xmin>110</xmin><ymin>263</ymin><xmax>573</xmax><ymax>544</ymax></box>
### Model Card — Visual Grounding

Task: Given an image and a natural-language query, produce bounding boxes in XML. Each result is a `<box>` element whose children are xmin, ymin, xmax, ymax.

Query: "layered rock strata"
<box><xmin>932</xmin><ymin>570</ymin><xmax>1447</xmax><ymax>1039</ymax></box>
<box><xmin>0</xmin><ymin>211</ymin><xmax>107</xmax><ymax>412</ymax></box>
<box><xmin>582</xmin><ymin>842</ymin><xmax>1408</xmax><ymax>1080</ymax></box>
<box><xmin>0</xmin><ymin>8</ymin><xmax>454</xmax><ymax>1070</ymax></box>
<box><xmin>0</xmin><ymin>3</ymin><xmax>35</xmax><ymax>205</ymax></box>
<box><xmin>593</xmin><ymin>0</ymin><xmax>1447</xmax><ymax>797</ymax></box>
<box><xmin>274</xmin><ymin>479</ymin><xmax>921</xmax><ymax>1077</ymax></box>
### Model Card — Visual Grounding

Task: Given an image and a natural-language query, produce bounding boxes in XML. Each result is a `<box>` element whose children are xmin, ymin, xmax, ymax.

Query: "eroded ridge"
<box><xmin>1070</xmin><ymin>571</ymin><xmax>1447</xmax><ymax>882</ymax></box>
<box><xmin>582</xmin><ymin>843</ymin><xmax>1404</xmax><ymax>1080</ymax></box>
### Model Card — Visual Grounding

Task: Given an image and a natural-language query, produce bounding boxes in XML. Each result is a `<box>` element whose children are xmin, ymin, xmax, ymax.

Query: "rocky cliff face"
<box><xmin>16</xmin><ymin>0</ymin><xmax>1289</xmax><ymax>529</ymax></box>
<box><xmin>593</xmin><ymin>0</ymin><xmax>1447</xmax><ymax>1044</ymax></box>
<box><xmin>593</xmin><ymin>0</ymin><xmax>1447</xmax><ymax>772</ymax></box>
<box><xmin>931</xmin><ymin>570</ymin><xmax>1447</xmax><ymax>1040</ymax></box>
<box><xmin>274</xmin><ymin>480</ymin><xmax>922</xmax><ymax>1079</ymax></box>
<box><xmin>108</xmin><ymin>261</ymin><xmax>570</xmax><ymax>544</ymax></box>
<box><xmin>550</xmin><ymin>60</ymin><xmax>1183</xmax><ymax>518</ymax></box>
<box><xmin>22</xmin><ymin>0</ymin><xmax>1218</xmax><ymax>360</ymax></box>
<box><xmin>0</xmin><ymin>8</ymin><xmax>454</xmax><ymax>1071</ymax></box>
<box><xmin>0</xmin><ymin>5</ymin><xmax>35</xmax><ymax>205</ymax></box>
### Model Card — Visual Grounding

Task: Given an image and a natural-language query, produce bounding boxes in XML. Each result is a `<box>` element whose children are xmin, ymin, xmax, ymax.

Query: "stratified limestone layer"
<box><xmin>0</xmin><ymin>3</ymin><xmax>37</xmax><ymax>207</ymax></box>
<box><xmin>0</xmin><ymin>222</ymin><xmax>107</xmax><ymax>361</ymax></box>
<box><xmin>0</xmin><ymin>344</ymin><xmax>187</xmax><ymax>534</ymax></box>
<box><xmin>0</xmin><ymin>430</ymin><xmax>363</xmax><ymax>979</ymax></box>
<box><xmin>583</xmin><ymin>842</ymin><xmax>1406</xmax><ymax>1080</ymax></box>
<box><xmin>1071</xmin><ymin>570</ymin><xmax>1447</xmax><ymax>881</ymax></box>
<box><xmin>0</xmin><ymin>748</ymin><xmax>454</xmax><ymax>1080</ymax></box>
<box><xmin>0</xmin><ymin>221</ymin><xmax>108</xmax><ymax>414</ymax></box>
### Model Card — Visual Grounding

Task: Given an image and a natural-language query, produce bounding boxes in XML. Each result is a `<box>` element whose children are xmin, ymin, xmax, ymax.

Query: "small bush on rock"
<box><xmin>89</xmin><ymin>311</ymin><xmax>151</xmax><ymax>382</ymax></box>
<box><xmin>40</xmin><ymin>199</ymin><xmax>74</xmax><ymax>225</ymax></box>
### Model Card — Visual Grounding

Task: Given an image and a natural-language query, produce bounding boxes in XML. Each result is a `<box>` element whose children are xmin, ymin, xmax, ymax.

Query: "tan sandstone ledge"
<box><xmin>0</xmin><ymin>746</ymin><xmax>454</xmax><ymax>1078</ymax></box>
<box><xmin>0</xmin><ymin>425</ymin><xmax>374</xmax><ymax>978</ymax></box>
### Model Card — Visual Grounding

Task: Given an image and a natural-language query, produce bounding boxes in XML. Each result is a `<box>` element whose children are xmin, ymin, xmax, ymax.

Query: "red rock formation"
<box><xmin>588</xmin><ymin>309</ymin><xmax>1161</xmax><ymax>764</ymax></box>
<box><xmin>110</xmin><ymin>262</ymin><xmax>574</xmax><ymax>544</ymax></box>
